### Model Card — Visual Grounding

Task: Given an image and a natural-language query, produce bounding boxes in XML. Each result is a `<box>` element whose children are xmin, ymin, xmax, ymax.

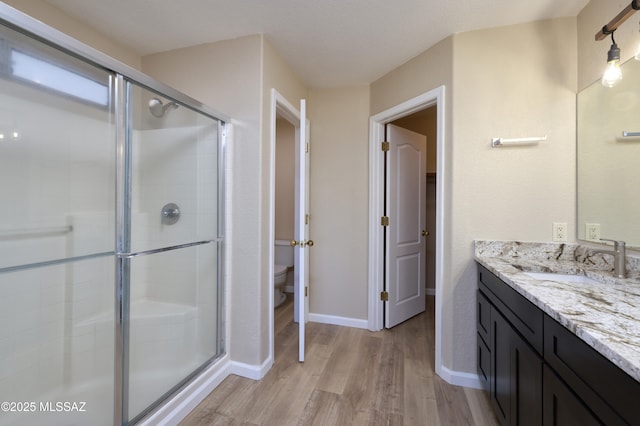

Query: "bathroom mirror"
<box><xmin>577</xmin><ymin>57</ymin><xmax>640</xmax><ymax>248</ymax></box>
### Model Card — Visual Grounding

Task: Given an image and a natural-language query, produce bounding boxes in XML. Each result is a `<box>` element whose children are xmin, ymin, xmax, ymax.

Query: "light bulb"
<box><xmin>602</xmin><ymin>60</ymin><xmax>622</xmax><ymax>87</ymax></box>
<box><xmin>602</xmin><ymin>38</ymin><xmax>622</xmax><ymax>88</ymax></box>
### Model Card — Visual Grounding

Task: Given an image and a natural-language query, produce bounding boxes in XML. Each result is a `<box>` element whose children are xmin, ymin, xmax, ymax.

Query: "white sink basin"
<box><xmin>524</xmin><ymin>272</ymin><xmax>602</xmax><ymax>285</ymax></box>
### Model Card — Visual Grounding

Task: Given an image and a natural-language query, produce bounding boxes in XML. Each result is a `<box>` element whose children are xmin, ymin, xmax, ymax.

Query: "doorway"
<box><xmin>367</xmin><ymin>86</ymin><xmax>445</xmax><ymax>377</ymax></box>
<box><xmin>391</xmin><ymin>107</ymin><xmax>437</xmax><ymax>297</ymax></box>
<box><xmin>268</xmin><ymin>89</ymin><xmax>310</xmax><ymax>365</ymax></box>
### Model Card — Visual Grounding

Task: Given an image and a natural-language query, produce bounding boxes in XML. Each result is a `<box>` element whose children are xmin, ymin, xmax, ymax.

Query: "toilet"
<box><xmin>274</xmin><ymin>240</ymin><xmax>294</xmax><ymax>308</ymax></box>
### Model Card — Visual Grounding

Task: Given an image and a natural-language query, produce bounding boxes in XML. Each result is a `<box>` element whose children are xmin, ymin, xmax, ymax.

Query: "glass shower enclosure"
<box><xmin>0</xmin><ymin>6</ymin><xmax>226</xmax><ymax>426</ymax></box>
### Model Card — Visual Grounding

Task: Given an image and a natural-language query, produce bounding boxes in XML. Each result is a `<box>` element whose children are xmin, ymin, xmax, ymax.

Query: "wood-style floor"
<box><xmin>180</xmin><ymin>296</ymin><xmax>499</xmax><ymax>425</ymax></box>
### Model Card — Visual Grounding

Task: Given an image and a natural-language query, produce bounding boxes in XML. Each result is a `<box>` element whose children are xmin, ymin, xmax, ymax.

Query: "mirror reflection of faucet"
<box><xmin>590</xmin><ymin>238</ymin><xmax>626</xmax><ymax>278</ymax></box>
<box><xmin>161</xmin><ymin>203</ymin><xmax>180</xmax><ymax>225</ymax></box>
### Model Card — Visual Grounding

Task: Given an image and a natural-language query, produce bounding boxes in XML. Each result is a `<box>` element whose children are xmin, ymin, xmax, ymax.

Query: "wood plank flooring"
<box><xmin>180</xmin><ymin>296</ymin><xmax>499</xmax><ymax>425</ymax></box>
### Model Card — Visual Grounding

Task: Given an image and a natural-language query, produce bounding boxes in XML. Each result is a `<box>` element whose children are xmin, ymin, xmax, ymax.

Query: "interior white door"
<box><xmin>293</xmin><ymin>99</ymin><xmax>310</xmax><ymax>362</ymax></box>
<box><xmin>385</xmin><ymin>124</ymin><xmax>427</xmax><ymax>328</ymax></box>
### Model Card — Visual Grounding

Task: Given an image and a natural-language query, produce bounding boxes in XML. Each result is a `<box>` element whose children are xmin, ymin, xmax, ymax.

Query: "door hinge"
<box><xmin>305</xmin><ymin>214</ymin><xmax>310</xmax><ymax>225</ymax></box>
<box><xmin>305</xmin><ymin>286</ymin><xmax>309</xmax><ymax>297</ymax></box>
<box><xmin>381</xmin><ymin>216</ymin><xmax>389</xmax><ymax>227</ymax></box>
<box><xmin>306</xmin><ymin>143</ymin><xmax>309</xmax><ymax>153</ymax></box>
<box><xmin>380</xmin><ymin>291</ymin><xmax>389</xmax><ymax>301</ymax></box>
<box><xmin>381</xmin><ymin>141</ymin><xmax>390</xmax><ymax>152</ymax></box>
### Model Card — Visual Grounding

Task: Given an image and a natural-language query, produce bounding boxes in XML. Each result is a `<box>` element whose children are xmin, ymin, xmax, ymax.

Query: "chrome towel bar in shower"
<box><xmin>0</xmin><ymin>225</ymin><xmax>72</xmax><ymax>238</ymax></box>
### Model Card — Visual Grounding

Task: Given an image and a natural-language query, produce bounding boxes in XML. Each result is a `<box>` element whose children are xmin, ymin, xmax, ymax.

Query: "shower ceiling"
<box><xmin>43</xmin><ymin>0</ymin><xmax>588</xmax><ymax>88</ymax></box>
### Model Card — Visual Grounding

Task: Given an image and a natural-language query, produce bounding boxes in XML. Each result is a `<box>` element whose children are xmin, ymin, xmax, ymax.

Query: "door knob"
<box><xmin>307</xmin><ymin>240</ymin><xmax>314</xmax><ymax>247</ymax></box>
<box><xmin>290</xmin><ymin>240</ymin><xmax>298</xmax><ymax>247</ymax></box>
<box><xmin>422</xmin><ymin>230</ymin><xmax>429</xmax><ymax>237</ymax></box>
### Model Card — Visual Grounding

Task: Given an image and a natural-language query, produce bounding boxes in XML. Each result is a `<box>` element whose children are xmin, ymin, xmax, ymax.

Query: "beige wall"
<box><xmin>275</xmin><ymin>119</ymin><xmax>295</xmax><ymax>241</ymax></box>
<box><xmin>2</xmin><ymin>0</ymin><xmax>140</xmax><ymax>69</ymax></box>
<box><xmin>371</xmin><ymin>18</ymin><xmax>577</xmax><ymax>376</ymax></box>
<box><xmin>450</xmin><ymin>18</ymin><xmax>577</xmax><ymax>373</ymax></box>
<box><xmin>371</xmin><ymin>37</ymin><xmax>454</xmax><ymax>116</ymax></box>
<box><xmin>308</xmin><ymin>86</ymin><xmax>370</xmax><ymax>319</ymax></box>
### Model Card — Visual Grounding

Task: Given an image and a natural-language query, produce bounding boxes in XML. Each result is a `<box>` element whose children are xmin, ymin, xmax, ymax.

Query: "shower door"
<box><xmin>120</xmin><ymin>82</ymin><xmax>222</xmax><ymax>423</ymax></box>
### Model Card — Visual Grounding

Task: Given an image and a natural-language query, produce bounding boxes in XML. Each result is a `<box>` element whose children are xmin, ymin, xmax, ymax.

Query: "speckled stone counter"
<box><xmin>474</xmin><ymin>240</ymin><xmax>640</xmax><ymax>383</ymax></box>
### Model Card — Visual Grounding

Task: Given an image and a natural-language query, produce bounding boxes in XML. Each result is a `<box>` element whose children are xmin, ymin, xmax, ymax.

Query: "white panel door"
<box><xmin>386</xmin><ymin>124</ymin><xmax>427</xmax><ymax>328</ymax></box>
<box><xmin>293</xmin><ymin>99</ymin><xmax>310</xmax><ymax>362</ymax></box>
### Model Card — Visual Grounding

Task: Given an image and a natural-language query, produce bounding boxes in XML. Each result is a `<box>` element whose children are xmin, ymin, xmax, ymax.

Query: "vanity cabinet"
<box><xmin>476</xmin><ymin>264</ymin><xmax>640</xmax><ymax>426</ymax></box>
<box><xmin>478</xmin><ymin>265</ymin><xmax>543</xmax><ymax>426</ymax></box>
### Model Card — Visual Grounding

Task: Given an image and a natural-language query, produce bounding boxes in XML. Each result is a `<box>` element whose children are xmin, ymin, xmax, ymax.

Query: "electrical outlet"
<box><xmin>585</xmin><ymin>223</ymin><xmax>601</xmax><ymax>241</ymax></box>
<box><xmin>553</xmin><ymin>222</ymin><xmax>568</xmax><ymax>242</ymax></box>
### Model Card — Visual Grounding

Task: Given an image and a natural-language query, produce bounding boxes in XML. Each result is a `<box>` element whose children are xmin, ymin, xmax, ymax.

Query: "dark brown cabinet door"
<box><xmin>491</xmin><ymin>307</ymin><xmax>542</xmax><ymax>426</ymax></box>
<box><xmin>543</xmin><ymin>366</ymin><xmax>603</xmax><ymax>426</ymax></box>
<box><xmin>492</xmin><ymin>307</ymin><xmax>511</xmax><ymax>424</ymax></box>
<box><xmin>510</xmin><ymin>331</ymin><xmax>542</xmax><ymax>426</ymax></box>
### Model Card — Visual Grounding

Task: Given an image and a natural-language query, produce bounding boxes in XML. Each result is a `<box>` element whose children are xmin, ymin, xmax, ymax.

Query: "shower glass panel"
<box><xmin>0</xmin><ymin>21</ymin><xmax>115</xmax><ymax>426</ymax></box>
<box><xmin>125</xmin><ymin>82</ymin><xmax>221</xmax><ymax>422</ymax></box>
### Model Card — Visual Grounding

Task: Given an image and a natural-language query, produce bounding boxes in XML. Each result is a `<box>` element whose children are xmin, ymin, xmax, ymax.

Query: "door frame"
<box><xmin>268</xmin><ymin>88</ymin><xmax>301</xmax><ymax>365</ymax></box>
<box><xmin>367</xmin><ymin>86</ymin><xmax>445</xmax><ymax>376</ymax></box>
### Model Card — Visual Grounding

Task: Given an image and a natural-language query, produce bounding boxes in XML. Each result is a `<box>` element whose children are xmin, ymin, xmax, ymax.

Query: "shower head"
<box><xmin>149</xmin><ymin>97</ymin><xmax>178</xmax><ymax>118</ymax></box>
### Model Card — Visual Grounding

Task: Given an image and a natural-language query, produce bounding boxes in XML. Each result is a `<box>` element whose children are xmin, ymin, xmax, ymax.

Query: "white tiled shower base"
<box><xmin>0</xmin><ymin>300</ymin><xmax>205</xmax><ymax>426</ymax></box>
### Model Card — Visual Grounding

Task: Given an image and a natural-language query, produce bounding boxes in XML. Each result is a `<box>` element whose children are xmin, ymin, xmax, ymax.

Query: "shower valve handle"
<box><xmin>162</xmin><ymin>208</ymin><xmax>179</xmax><ymax>217</ymax></box>
<box><xmin>161</xmin><ymin>203</ymin><xmax>180</xmax><ymax>225</ymax></box>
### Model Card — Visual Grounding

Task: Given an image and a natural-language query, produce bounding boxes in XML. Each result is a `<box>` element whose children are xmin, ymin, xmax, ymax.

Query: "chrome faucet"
<box><xmin>591</xmin><ymin>239</ymin><xmax>626</xmax><ymax>278</ymax></box>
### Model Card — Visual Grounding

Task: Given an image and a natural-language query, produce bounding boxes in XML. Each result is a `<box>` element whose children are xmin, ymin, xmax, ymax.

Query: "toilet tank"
<box><xmin>274</xmin><ymin>239</ymin><xmax>294</xmax><ymax>267</ymax></box>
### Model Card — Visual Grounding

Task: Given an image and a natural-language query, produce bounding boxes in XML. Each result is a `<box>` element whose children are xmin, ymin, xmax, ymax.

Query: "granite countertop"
<box><xmin>474</xmin><ymin>240</ymin><xmax>640</xmax><ymax>383</ymax></box>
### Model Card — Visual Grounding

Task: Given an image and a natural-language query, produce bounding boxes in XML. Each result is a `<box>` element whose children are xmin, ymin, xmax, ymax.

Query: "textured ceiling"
<box><xmin>44</xmin><ymin>0</ymin><xmax>589</xmax><ymax>88</ymax></box>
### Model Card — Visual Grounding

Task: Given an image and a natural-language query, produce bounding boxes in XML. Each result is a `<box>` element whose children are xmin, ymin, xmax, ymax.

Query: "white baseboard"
<box><xmin>308</xmin><ymin>313</ymin><xmax>368</xmax><ymax>329</ymax></box>
<box><xmin>138</xmin><ymin>355</ymin><xmax>275</xmax><ymax>426</ymax></box>
<box><xmin>229</xmin><ymin>357</ymin><xmax>273</xmax><ymax>380</ymax></box>
<box><xmin>139</xmin><ymin>356</ymin><xmax>233</xmax><ymax>426</ymax></box>
<box><xmin>437</xmin><ymin>364</ymin><xmax>483</xmax><ymax>389</ymax></box>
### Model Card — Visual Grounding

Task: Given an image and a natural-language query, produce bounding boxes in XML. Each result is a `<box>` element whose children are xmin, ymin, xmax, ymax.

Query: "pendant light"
<box><xmin>602</xmin><ymin>31</ymin><xmax>622</xmax><ymax>87</ymax></box>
